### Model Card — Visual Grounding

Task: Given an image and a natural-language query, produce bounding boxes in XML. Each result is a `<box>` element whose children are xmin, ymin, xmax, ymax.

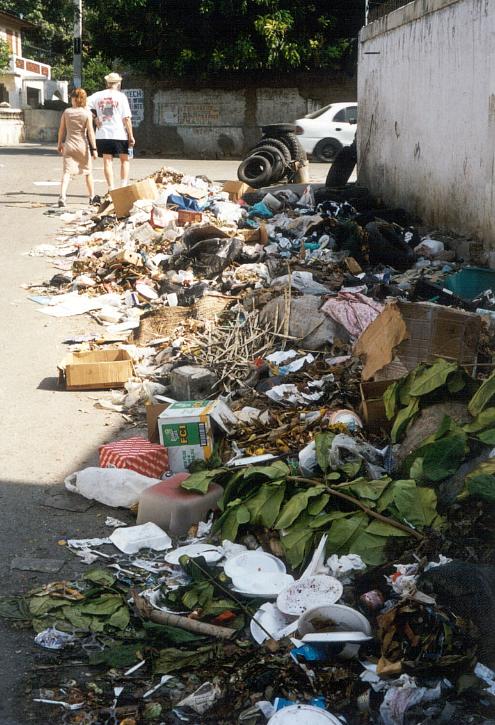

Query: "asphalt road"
<box><xmin>0</xmin><ymin>144</ymin><xmax>329</xmax><ymax>723</ymax></box>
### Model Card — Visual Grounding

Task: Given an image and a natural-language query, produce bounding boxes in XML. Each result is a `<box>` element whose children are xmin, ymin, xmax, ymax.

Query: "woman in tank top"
<box><xmin>57</xmin><ymin>87</ymin><xmax>98</xmax><ymax>207</ymax></box>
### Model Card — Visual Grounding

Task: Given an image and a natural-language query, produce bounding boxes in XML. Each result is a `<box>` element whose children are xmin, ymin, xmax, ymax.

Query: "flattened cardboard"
<box><xmin>58</xmin><ymin>349</ymin><xmax>134</xmax><ymax>390</ymax></box>
<box><xmin>222</xmin><ymin>180</ymin><xmax>253</xmax><ymax>202</ymax></box>
<box><xmin>110</xmin><ymin>179</ymin><xmax>158</xmax><ymax>218</ymax></box>
<box><xmin>354</xmin><ymin>302</ymin><xmax>408</xmax><ymax>380</ymax></box>
<box><xmin>355</xmin><ymin>301</ymin><xmax>481</xmax><ymax>381</ymax></box>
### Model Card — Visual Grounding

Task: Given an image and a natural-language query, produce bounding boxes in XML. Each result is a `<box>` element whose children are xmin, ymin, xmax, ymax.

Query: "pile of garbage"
<box><xmin>7</xmin><ymin>167</ymin><xmax>495</xmax><ymax>723</ymax></box>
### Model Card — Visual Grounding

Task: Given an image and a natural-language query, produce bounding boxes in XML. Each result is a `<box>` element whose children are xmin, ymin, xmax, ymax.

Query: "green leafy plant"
<box><xmin>0</xmin><ymin>38</ymin><xmax>10</xmax><ymax>72</ymax></box>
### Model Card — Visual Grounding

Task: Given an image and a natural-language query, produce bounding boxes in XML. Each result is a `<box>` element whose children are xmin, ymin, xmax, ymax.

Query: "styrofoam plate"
<box><xmin>164</xmin><ymin>544</ymin><xmax>223</xmax><ymax>566</ymax></box>
<box><xmin>250</xmin><ymin>603</ymin><xmax>294</xmax><ymax>644</ymax></box>
<box><xmin>224</xmin><ymin>550</ymin><xmax>286</xmax><ymax>578</ymax></box>
<box><xmin>231</xmin><ymin>572</ymin><xmax>294</xmax><ymax>598</ymax></box>
<box><xmin>268</xmin><ymin>704</ymin><xmax>341</xmax><ymax>724</ymax></box>
<box><xmin>276</xmin><ymin>575</ymin><xmax>343</xmax><ymax>616</ymax></box>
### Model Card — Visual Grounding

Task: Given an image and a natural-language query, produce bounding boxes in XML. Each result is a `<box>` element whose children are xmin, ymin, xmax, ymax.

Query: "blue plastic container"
<box><xmin>443</xmin><ymin>267</ymin><xmax>495</xmax><ymax>301</ymax></box>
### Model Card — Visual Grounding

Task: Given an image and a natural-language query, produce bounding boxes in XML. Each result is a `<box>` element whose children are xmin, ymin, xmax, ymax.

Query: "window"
<box><xmin>333</xmin><ymin>106</ymin><xmax>357</xmax><ymax>123</ymax></box>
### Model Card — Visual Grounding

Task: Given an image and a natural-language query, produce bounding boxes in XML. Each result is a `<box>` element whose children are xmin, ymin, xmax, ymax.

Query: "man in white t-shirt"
<box><xmin>88</xmin><ymin>72</ymin><xmax>135</xmax><ymax>192</ymax></box>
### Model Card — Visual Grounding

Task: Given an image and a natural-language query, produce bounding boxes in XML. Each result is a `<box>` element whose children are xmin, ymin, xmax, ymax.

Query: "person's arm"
<box><xmin>86</xmin><ymin>113</ymin><xmax>97</xmax><ymax>158</ymax></box>
<box><xmin>123</xmin><ymin>116</ymin><xmax>135</xmax><ymax>147</ymax></box>
<box><xmin>121</xmin><ymin>94</ymin><xmax>135</xmax><ymax>147</ymax></box>
<box><xmin>57</xmin><ymin>112</ymin><xmax>66</xmax><ymax>154</ymax></box>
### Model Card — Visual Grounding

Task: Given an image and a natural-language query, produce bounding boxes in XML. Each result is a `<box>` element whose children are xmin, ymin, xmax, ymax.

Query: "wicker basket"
<box><xmin>134</xmin><ymin>294</ymin><xmax>234</xmax><ymax>345</ymax></box>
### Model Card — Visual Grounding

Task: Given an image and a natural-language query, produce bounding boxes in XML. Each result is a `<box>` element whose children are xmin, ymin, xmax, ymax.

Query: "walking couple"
<box><xmin>57</xmin><ymin>72</ymin><xmax>135</xmax><ymax>207</ymax></box>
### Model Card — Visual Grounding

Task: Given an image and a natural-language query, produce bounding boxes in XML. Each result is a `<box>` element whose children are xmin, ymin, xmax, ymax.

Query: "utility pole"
<box><xmin>73</xmin><ymin>0</ymin><xmax>82</xmax><ymax>88</ymax></box>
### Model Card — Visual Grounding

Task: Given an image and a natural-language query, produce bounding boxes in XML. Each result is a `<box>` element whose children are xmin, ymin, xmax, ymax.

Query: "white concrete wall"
<box><xmin>0</xmin><ymin>109</ymin><xmax>24</xmax><ymax>144</ymax></box>
<box><xmin>358</xmin><ymin>0</ymin><xmax>495</xmax><ymax>247</ymax></box>
<box><xmin>24</xmin><ymin>108</ymin><xmax>62</xmax><ymax>143</ymax></box>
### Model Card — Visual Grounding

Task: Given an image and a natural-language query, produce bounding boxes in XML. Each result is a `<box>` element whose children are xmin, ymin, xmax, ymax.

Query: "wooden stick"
<box><xmin>132</xmin><ymin>591</ymin><xmax>236</xmax><ymax>640</ymax></box>
<box><xmin>286</xmin><ymin>476</ymin><xmax>424</xmax><ymax>540</ymax></box>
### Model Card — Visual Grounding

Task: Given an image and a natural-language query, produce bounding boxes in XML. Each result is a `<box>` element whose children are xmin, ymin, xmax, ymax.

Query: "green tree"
<box><xmin>0</xmin><ymin>0</ymin><xmax>363</xmax><ymax>78</ymax></box>
<box><xmin>0</xmin><ymin>37</ymin><xmax>10</xmax><ymax>72</ymax></box>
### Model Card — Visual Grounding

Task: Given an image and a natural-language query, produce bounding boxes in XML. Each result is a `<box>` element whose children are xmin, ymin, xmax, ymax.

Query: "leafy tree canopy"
<box><xmin>0</xmin><ymin>0</ymin><xmax>362</xmax><ymax>82</ymax></box>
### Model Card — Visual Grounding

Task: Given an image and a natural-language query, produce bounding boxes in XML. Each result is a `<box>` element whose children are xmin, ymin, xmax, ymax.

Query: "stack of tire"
<box><xmin>237</xmin><ymin>123</ymin><xmax>308</xmax><ymax>189</ymax></box>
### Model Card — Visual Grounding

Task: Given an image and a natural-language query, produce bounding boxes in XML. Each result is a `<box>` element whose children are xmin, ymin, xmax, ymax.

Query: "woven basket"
<box><xmin>135</xmin><ymin>306</ymin><xmax>192</xmax><ymax>344</ymax></box>
<box><xmin>195</xmin><ymin>294</ymin><xmax>233</xmax><ymax>321</ymax></box>
<box><xmin>135</xmin><ymin>294</ymin><xmax>234</xmax><ymax>344</ymax></box>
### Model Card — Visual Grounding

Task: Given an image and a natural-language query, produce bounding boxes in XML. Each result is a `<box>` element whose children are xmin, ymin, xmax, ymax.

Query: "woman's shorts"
<box><xmin>96</xmin><ymin>139</ymin><xmax>129</xmax><ymax>157</ymax></box>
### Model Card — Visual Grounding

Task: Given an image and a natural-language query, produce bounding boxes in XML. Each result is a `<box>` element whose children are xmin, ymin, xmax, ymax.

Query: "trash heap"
<box><xmin>7</xmin><ymin>168</ymin><xmax>495</xmax><ymax>724</ymax></box>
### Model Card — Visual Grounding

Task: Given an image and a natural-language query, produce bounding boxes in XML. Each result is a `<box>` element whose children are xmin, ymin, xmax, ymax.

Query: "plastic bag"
<box><xmin>65</xmin><ymin>467</ymin><xmax>159</xmax><ymax>508</ymax></box>
<box><xmin>296</xmin><ymin>185</ymin><xmax>315</xmax><ymax>208</ymax></box>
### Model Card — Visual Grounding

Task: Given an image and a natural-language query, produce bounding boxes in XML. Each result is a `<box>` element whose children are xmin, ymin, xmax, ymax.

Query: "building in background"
<box><xmin>0</xmin><ymin>10</ymin><xmax>67</xmax><ymax>109</ymax></box>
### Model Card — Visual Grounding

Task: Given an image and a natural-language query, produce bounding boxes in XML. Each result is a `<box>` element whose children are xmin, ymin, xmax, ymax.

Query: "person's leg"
<box><xmin>85</xmin><ymin>173</ymin><xmax>95</xmax><ymax>200</ymax></box>
<box><xmin>102</xmin><ymin>154</ymin><xmax>114</xmax><ymax>191</ymax></box>
<box><xmin>60</xmin><ymin>172</ymin><xmax>71</xmax><ymax>203</ymax></box>
<box><xmin>119</xmin><ymin>154</ymin><xmax>129</xmax><ymax>186</ymax></box>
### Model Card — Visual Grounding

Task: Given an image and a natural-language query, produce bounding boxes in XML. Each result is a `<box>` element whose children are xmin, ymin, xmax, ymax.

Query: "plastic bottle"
<box><xmin>128</xmin><ymin>146</ymin><xmax>134</xmax><ymax>159</ymax></box>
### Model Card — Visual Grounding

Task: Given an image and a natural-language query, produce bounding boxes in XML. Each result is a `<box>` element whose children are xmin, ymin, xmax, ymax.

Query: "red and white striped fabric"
<box><xmin>99</xmin><ymin>436</ymin><xmax>169</xmax><ymax>478</ymax></box>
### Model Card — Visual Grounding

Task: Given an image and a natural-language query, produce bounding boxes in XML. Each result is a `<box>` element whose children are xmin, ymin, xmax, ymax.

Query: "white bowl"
<box><xmin>268</xmin><ymin>704</ymin><xmax>341</xmax><ymax>724</ymax></box>
<box><xmin>297</xmin><ymin>603</ymin><xmax>372</xmax><ymax>638</ymax></box>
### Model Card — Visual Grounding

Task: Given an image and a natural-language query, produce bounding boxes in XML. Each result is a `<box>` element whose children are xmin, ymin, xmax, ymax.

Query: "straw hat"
<box><xmin>104</xmin><ymin>72</ymin><xmax>123</xmax><ymax>83</ymax></box>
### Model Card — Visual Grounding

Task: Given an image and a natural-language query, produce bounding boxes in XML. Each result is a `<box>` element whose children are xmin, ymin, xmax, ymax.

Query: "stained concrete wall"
<box><xmin>0</xmin><ymin>109</ymin><xmax>24</xmax><ymax>145</ymax></box>
<box><xmin>24</xmin><ymin>108</ymin><xmax>62</xmax><ymax>143</ymax></box>
<box><xmin>127</xmin><ymin>73</ymin><xmax>356</xmax><ymax>158</ymax></box>
<box><xmin>358</xmin><ymin>0</ymin><xmax>495</xmax><ymax>249</ymax></box>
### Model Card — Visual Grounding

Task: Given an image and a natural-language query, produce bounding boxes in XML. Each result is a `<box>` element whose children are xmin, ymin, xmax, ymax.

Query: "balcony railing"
<box><xmin>8</xmin><ymin>54</ymin><xmax>51</xmax><ymax>79</ymax></box>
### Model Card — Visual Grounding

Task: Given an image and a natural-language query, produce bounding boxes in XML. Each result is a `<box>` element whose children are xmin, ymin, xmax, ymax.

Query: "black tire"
<box><xmin>279</xmin><ymin>132</ymin><xmax>307</xmax><ymax>162</ymax></box>
<box><xmin>250</xmin><ymin>137</ymin><xmax>291</xmax><ymax>165</ymax></box>
<box><xmin>261</xmin><ymin>123</ymin><xmax>297</xmax><ymax>135</ymax></box>
<box><xmin>254</xmin><ymin>144</ymin><xmax>286</xmax><ymax>182</ymax></box>
<box><xmin>325</xmin><ymin>141</ymin><xmax>357</xmax><ymax>187</ymax></box>
<box><xmin>237</xmin><ymin>154</ymin><xmax>273</xmax><ymax>187</ymax></box>
<box><xmin>313</xmin><ymin>138</ymin><xmax>342</xmax><ymax>163</ymax></box>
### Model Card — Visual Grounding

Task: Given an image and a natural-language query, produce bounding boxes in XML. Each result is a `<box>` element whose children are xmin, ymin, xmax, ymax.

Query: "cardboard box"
<box><xmin>58</xmin><ymin>349</ymin><xmax>134</xmax><ymax>390</ymax></box>
<box><xmin>354</xmin><ymin>301</ymin><xmax>481</xmax><ymax>381</ymax></box>
<box><xmin>110</xmin><ymin>179</ymin><xmax>158</xmax><ymax>218</ymax></box>
<box><xmin>222</xmin><ymin>180</ymin><xmax>253</xmax><ymax>202</ymax></box>
<box><xmin>158</xmin><ymin>399</ymin><xmax>236</xmax><ymax>472</ymax></box>
<box><xmin>177</xmin><ymin>210</ymin><xmax>204</xmax><ymax>225</ymax></box>
<box><xmin>359</xmin><ymin>380</ymin><xmax>393</xmax><ymax>433</ymax></box>
<box><xmin>238</xmin><ymin>224</ymin><xmax>269</xmax><ymax>245</ymax></box>
<box><xmin>146</xmin><ymin>402</ymin><xmax>168</xmax><ymax>444</ymax></box>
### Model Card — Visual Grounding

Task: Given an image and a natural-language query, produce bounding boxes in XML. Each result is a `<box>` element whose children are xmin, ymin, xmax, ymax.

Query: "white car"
<box><xmin>295</xmin><ymin>102</ymin><xmax>357</xmax><ymax>162</ymax></box>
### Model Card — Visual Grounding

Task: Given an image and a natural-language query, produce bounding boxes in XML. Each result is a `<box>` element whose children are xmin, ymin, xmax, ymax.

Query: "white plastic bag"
<box><xmin>65</xmin><ymin>467</ymin><xmax>159</xmax><ymax>508</ymax></box>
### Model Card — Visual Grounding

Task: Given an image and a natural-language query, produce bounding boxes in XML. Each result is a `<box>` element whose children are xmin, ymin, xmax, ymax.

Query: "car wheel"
<box><xmin>237</xmin><ymin>154</ymin><xmax>273</xmax><ymax>187</ymax></box>
<box><xmin>261</xmin><ymin>123</ymin><xmax>297</xmax><ymax>135</ymax></box>
<box><xmin>313</xmin><ymin>138</ymin><xmax>342</xmax><ymax>163</ymax></box>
